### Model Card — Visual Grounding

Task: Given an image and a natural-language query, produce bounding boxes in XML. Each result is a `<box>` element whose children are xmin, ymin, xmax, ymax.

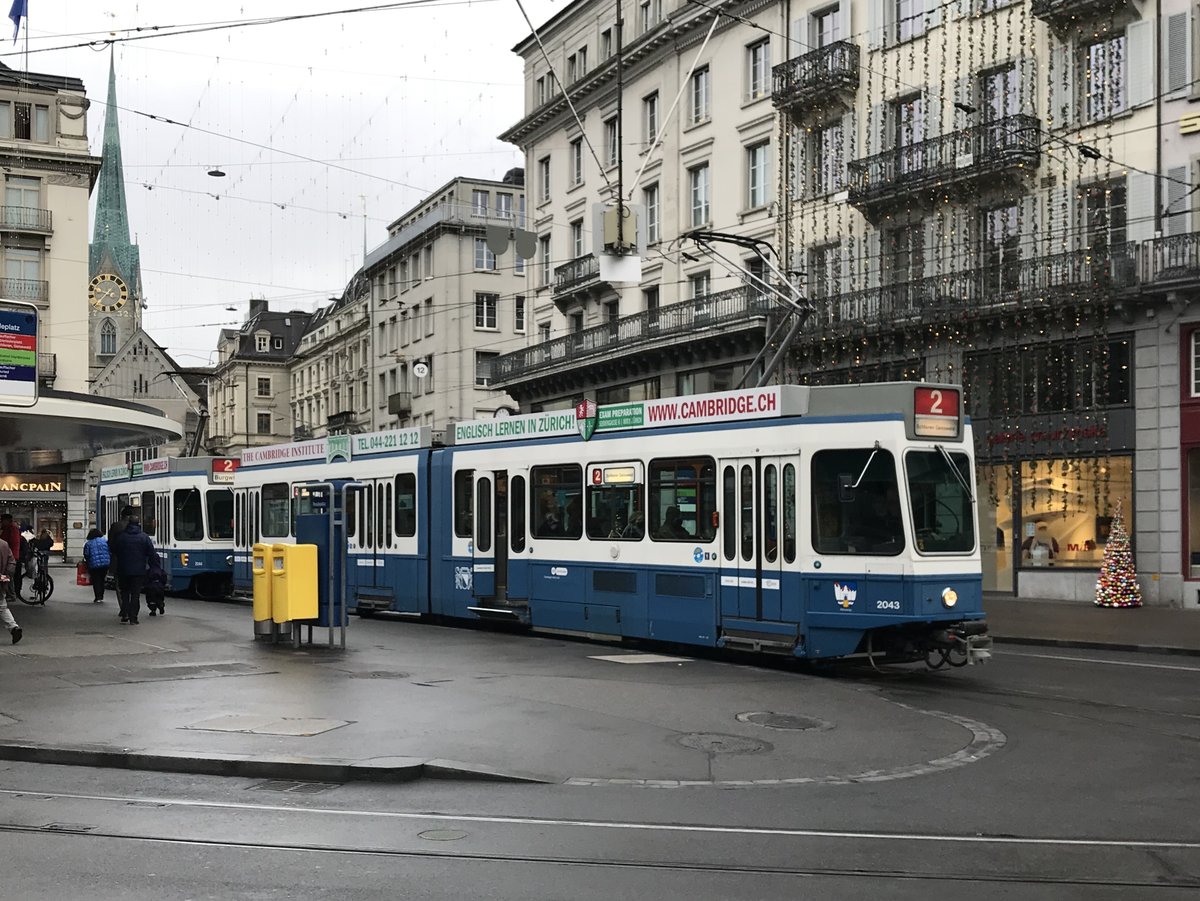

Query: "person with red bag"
<box><xmin>82</xmin><ymin>528</ymin><xmax>110</xmax><ymax>603</ymax></box>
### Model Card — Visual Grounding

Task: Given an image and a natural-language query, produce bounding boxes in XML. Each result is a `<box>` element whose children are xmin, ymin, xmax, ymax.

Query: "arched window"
<box><xmin>100</xmin><ymin>319</ymin><xmax>117</xmax><ymax>355</ymax></box>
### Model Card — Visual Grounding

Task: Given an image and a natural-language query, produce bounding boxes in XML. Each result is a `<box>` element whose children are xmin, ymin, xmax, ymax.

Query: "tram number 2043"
<box><xmin>876</xmin><ymin>600</ymin><xmax>902</xmax><ymax>610</ymax></box>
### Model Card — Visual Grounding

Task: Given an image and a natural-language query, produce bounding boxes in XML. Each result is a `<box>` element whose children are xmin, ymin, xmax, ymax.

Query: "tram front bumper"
<box><xmin>930</xmin><ymin>619</ymin><xmax>992</xmax><ymax>664</ymax></box>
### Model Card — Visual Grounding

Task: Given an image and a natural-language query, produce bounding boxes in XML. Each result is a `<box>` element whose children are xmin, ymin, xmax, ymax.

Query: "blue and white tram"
<box><xmin>232</xmin><ymin>383</ymin><xmax>989</xmax><ymax>666</ymax></box>
<box><xmin>97</xmin><ymin>457</ymin><xmax>237</xmax><ymax>598</ymax></box>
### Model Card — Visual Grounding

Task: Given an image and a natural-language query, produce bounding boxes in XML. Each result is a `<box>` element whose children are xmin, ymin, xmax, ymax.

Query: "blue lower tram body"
<box><xmin>355</xmin><ymin>558</ymin><xmax>985</xmax><ymax>662</ymax></box>
<box><xmin>161</xmin><ymin>546</ymin><xmax>234</xmax><ymax>598</ymax></box>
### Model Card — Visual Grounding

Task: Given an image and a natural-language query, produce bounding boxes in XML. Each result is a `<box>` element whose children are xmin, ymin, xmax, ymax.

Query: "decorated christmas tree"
<box><xmin>1095</xmin><ymin>498</ymin><xmax>1142</xmax><ymax>608</ymax></box>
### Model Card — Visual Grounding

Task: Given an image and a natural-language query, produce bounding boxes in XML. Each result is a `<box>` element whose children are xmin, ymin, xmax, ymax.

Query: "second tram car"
<box><xmin>98</xmin><ymin>457</ymin><xmax>237</xmax><ymax>598</ymax></box>
<box><xmin>232</xmin><ymin>383</ymin><xmax>990</xmax><ymax>666</ymax></box>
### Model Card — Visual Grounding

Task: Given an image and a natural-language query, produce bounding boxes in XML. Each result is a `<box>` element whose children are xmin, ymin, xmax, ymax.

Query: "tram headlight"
<box><xmin>941</xmin><ymin>587</ymin><xmax>958</xmax><ymax>609</ymax></box>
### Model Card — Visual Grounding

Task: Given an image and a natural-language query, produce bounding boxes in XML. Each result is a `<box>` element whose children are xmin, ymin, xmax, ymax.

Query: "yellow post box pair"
<box><xmin>251</xmin><ymin>543</ymin><xmax>318</xmax><ymax>624</ymax></box>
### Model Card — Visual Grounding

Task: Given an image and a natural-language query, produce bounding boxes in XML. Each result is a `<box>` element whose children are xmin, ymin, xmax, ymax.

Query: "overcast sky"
<box><xmin>7</xmin><ymin>0</ymin><xmax>559</xmax><ymax>367</ymax></box>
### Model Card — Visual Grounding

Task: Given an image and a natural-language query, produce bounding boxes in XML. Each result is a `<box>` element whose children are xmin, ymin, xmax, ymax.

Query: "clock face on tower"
<box><xmin>89</xmin><ymin>272</ymin><xmax>129</xmax><ymax>312</ymax></box>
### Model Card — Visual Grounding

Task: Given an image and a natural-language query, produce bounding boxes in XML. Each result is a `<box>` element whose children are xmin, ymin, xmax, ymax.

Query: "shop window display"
<box><xmin>1018</xmin><ymin>455</ymin><xmax>1131</xmax><ymax>569</ymax></box>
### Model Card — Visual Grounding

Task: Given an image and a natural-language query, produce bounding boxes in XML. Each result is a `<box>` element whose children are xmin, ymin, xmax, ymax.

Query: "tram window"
<box><xmin>395</xmin><ymin>474</ymin><xmax>416</xmax><ymax>537</ymax></box>
<box><xmin>740</xmin><ymin>464</ymin><xmax>754</xmax><ymax>561</ymax></box>
<box><xmin>141</xmin><ymin>491</ymin><xmax>157</xmax><ymax>535</ymax></box>
<box><xmin>376</xmin><ymin>483</ymin><xmax>386</xmax><ymax>548</ymax></box>
<box><xmin>208</xmin><ymin>489</ymin><xmax>233</xmax><ymax>540</ymax></box>
<box><xmin>905</xmin><ymin>449</ymin><xmax>974</xmax><ymax>553</ymax></box>
<box><xmin>363</xmin><ymin>485</ymin><xmax>375</xmax><ymax>548</ymax></box>
<box><xmin>530</xmin><ymin>464</ymin><xmax>583</xmax><ymax>539</ymax></box>
<box><xmin>261</xmin><ymin>482</ymin><xmax>292</xmax><ymax>538</ymax></box>
<box><xmin>454</xmin><ymin>470</ymin><xmax>474</xmax><ymax>538</ymax></box>
<box><xmin>511</xmin><ymin>475</ymin><xmax>527</xmax><ymax>553</ymax></box>
<box><xmin>722</xmin><ymin>466</ymin><xmax>737</xmax><ymax>560</ymax></box>
<box><xmin>476</xmin><ymin>477</ymin><xmax>493</xmax><ymax>553</ymax></box>
<box><xmin>347</xmin><ymin>489</ymin><xmax>357</xmax><ymax>538</ymax></box>
<box><xmin>234</xmin><ymin>493</ymin><xmax>243</xmax><ymax>546</ymax></box>
<box><xmin>118</xmin><ymin>494</ymin><xmax>130</xmax><ymax>515</ymax></box>
<box><xmin>173</xmin><ymin>489</ymin><xmax>204</xmax><ymax>541</ymax></box>
<box><xmin>763</xmin><ymin>464</ymin><xmax>779</xmax><ymax>563</ymax></box>
<box><xmin>811</xmin><ymin>449</ymin><xmax>902</xmax><ymax>556</ymax></box>
<box><xmin>585</xmin><ymin>478</ymin><xmax>644</xmax><ymax>541</ymax></box>
<box><xmin>783</xmin><ymin>463</ymin><xmax>797</xmax><ymax>563</ymax></box>
<box><xmin>648</xmin><ymin>457</ymin><xmax>716</xmax><ymax>543</ymax></box>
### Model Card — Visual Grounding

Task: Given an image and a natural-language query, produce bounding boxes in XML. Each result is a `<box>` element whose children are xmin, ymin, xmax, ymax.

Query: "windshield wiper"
<box><xmin>850</xmin><ymin>441</ymin><xmax>881</xmax><ymax>489</ymax></box>
<box><xmin>934</xmin><ymin>444</ymin><xmax>973</xmax><ymax>502</ymax></box>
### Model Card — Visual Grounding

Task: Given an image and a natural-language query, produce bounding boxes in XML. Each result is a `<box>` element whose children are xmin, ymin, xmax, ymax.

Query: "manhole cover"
<box><xmin>737</xmin><ymin>711</ymin><xmax>834</xmax><ymax>732</ymax></box>
<box><xmin>419</xmin><ymin>830</ymin><xmax>468</xmax><ymax>841</ymax></box>
<box><xmin>674</xmin><ymin>732</ymin><xmax>769</xmax><ymax>754</ymax></box>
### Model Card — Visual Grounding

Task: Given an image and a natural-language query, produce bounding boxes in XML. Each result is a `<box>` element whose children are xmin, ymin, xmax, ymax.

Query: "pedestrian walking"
<box><xmin>145</xmin><ymin>544</ymin><xmax>167</xmax><ymax>616</ymax></box>
<box><xmin>0</xmin><ymin>535</ymin><xmax>23</xmax><ymax>644</ymax></box>
<box><xmin>82</xmin><ymin>528</ymin><xmax>111</xmax><ymax>603</ymax></box>
<box><xmin>110</xmin><ymin>512</ymin><xmax>155</xmax><ymax>625</ymax></box>
<box><xmin>107</xmin><ymin>505</ymin><xmax>133</xmax><ymax>600</ymax></box>
<box><xmin>0</xmin><ymin>513</ymin><xmax>24</xmax><ymax>602</ymax></box>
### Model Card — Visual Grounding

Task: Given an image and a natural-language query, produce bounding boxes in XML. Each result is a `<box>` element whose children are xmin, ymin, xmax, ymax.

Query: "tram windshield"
<box><xmin>905</xmin><ymin>449</ymin><xmax>975</xmax><ymax>553</ymax></box>
<box><xmin>811</xmin><ymin>448</ymin><xmax>904</xmax><ymax>555</ymax></box>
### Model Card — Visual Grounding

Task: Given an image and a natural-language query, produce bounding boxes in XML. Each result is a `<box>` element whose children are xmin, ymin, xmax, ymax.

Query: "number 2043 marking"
<box><xmin>876</xmin><ymin>600</ymin><xmax>901</xmax><ymax>610</ymax></box>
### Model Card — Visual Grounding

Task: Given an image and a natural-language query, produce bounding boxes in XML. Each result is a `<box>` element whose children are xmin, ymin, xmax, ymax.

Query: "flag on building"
<box><xmin>9</xmin><ymin>0</ymin><xmax>26</xmax><ymax>44</ymax></box>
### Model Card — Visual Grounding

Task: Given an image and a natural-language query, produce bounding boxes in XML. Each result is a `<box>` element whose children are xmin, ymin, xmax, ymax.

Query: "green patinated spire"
<box><xmin>89</xmin><ymin>51</ymin><xmax>140</xmax><ymax>283</ymax></box>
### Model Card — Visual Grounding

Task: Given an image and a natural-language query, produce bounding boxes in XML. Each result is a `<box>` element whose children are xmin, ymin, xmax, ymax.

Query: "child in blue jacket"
<box><xmin>82</xmin><ymin>528</ymin><xmax>110</xmax><ymax>604</ymax></box>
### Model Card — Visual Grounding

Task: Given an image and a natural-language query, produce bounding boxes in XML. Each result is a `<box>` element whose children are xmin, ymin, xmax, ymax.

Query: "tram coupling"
<box><xmin>926</xmin><ymin>620</ymin><xmax>992</xmax><ymax>668</ymax></box>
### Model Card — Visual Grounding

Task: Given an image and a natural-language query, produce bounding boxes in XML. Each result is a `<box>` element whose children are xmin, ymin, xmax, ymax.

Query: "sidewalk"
<box><xmin>985</xmin><ymin>592</ymin><xmax>1200</xmax><ymax>656</ymax></box>
<box><xmin>0</xmin><ymin>570</ymin><xmax>1194</xmax><ymax>789</ymax></box>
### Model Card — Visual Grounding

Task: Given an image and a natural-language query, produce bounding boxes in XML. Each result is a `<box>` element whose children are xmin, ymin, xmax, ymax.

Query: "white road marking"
<box><xmin>996</xmin><ymin>649</ymin><xmax>1200</xmax><ymax>673</ymax></box>
<box><xmin>1</xmin><ymin>785</ymin><xmax>1197</xmax><ymax>850</ymax></box>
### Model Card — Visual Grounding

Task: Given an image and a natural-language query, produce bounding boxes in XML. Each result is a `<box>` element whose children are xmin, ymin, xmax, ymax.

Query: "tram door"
<box><xmin>472</xmin><ymin>471</ymin><xmax>509</xmax><ymax>602</ymax></box>
<box><xmin>347</xmin><ymin>479</ymin><xmax>391</xmax><ymax>592</ymax></box>
<box><xmin>719</xmin><ymin>457</ymin><xmax>794</xmax><ymax>622</ymax></box>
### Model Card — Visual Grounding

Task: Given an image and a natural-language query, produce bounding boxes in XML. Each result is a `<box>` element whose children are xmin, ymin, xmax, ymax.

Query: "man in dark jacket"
<box><xmin>0</xmin><ymin>513</ymin><xmax>23</xmax><ymax>601</ymax></box>
<box><xmin>111</xmin><ymin>513</ymin><xmax>155</xmax><ymax>625</ymax></box>
<box><xmin>107</xmin><ymin>506</ymin><xmax>133</xmax><ymax>599</ymax></box>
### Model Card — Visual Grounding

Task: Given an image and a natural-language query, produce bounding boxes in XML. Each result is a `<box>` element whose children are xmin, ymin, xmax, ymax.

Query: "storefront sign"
<box><xmin>0</xmin><ymin>300</ymin><xmax>38</xmax><ymax>407</ymax></box>
<box><xmin>0</xmin><ymin>474</ymin><xmax>64</xmax><ymax>492</ymax></box>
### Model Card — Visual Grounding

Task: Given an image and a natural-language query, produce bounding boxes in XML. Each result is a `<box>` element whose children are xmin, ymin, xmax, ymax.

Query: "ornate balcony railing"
<box><xmin>848</xmin><ymin>114</ymin><xmax>1040</xmax><ymax>212</ymax></box>
<box><xmin>806</xmin><ymin>246</ymin><xmax>1136</xmax><ymax>330</ymax></box>
<box><xmin>0</xmin><ymin>205</ymin><xmax>52</xmax><ymax>232</ymax></box>
<box><xmin>493</xmin><ymin>286</ymin><xmax>773</xmax><ymax>385</ymax></box>
<box><xmin>1135</xmin><ymin>231</ymin><xmax>1200</xmax><ymax>287</ymax></box>
<box><xmin>553</xmin><ymin>253</ymin><xmax>601</xmax><ymax>296</ymax></box>
<box><xmin>771</xmin><ymin>41</ymin><xmax>859</xmax><ymax>115</ymax></box>
<box><xmin>0</xmin><ymin>277</ymin><xmax>48</xmax><ymax>303</ymax></box>
<box><xmin>1031</xmin><ymin>0</ymin><xmax>1131</xmax><ymax>27</ymax></box>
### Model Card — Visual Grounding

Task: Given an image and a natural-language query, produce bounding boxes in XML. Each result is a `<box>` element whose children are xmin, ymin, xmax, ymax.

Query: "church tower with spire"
<box><xmin>88</xmin><ymin>53</ymin><xmax>143</xmax><ymax>379</ymax></box>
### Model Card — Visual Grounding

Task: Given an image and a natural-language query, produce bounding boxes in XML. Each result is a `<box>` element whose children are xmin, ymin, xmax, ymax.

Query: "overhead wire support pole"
<box><xmin>615</xmin><ymin>0</ymin><xmax>625</xmax><ymax>250</ymax></box>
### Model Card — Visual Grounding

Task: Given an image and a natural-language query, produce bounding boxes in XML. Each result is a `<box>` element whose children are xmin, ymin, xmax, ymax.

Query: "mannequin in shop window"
<box><xmin>1021</xmin><ymin>520</ymin><xmax>1059</xmax><ymax>566</ymax></box>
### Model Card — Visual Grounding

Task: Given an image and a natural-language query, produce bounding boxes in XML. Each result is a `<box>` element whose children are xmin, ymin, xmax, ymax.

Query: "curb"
<box><xmin>993</xmin><ymin>635</ymin><xmax>1200</xmax><ymax>658</ymax></box>
<box><xmin>0</xmin><ymin>742</ymin><xmax>550</xmax><ymax>785</ymax></box>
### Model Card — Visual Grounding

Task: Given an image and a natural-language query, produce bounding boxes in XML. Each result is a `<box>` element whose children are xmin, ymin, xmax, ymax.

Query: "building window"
<box><xmin>689</xmin><ymin>271</ymin><xmax>711</xmax><ymax>299</ymax></box>
<box><xmin>643</xmin><ymin>92</ymin><xmax>659</xmax><ymax>147</ymax></box>
<box><xmin>570</xmin><ymin>138</ymin><xmax>583</xmax><ymax>186</ymax></box>
<box><xmin>475</xmin><ymin>351</ymin><xmax>498</xmax><ymax>387</ymax></box>
<box><xmin>475</xmin><ymin>292</ymin><xmax>499</xmax><ymax>329</ymax></box>
<box><xmin>747</xmin><ymin>39</ymin><xmax>770</xmax><ymax>100</ymax></box>
<box><xmin>1082</xmin><ymin>33</ymin><xmax>1126</xmax><ymax>122</ymax></box>
<box><xmin>1016</xmin><ymin>456</ymin><xmax>1132</xmax><ymax>570</ymax></box>
<box><xmin>272</xmin><ymin>337</ymin><xmax>283</xmax><ymax>349</ymax></box>
<box><xmin>601</xmin><ymin>28</ymin><xmax>613</xmax><ymax>58</ymax></box>
<box><xmin>979</xmin><ymin>204</ymin><xmax>1021</xmax><ymax>294</ymax></box>
<box><xmin>539</xmin><ymin>235</ymin><xmax>552</xmax><ymax>286</ymax></box>
<box><xmin>809</xmin><ymin>243</ymin><xmax>840</xmax><ymax>299</ymax></box>
<box><xmin>689</xmin><ymin>163</ymin><xmax>710</xmax><ymax>227</ymax></box>
<box><xmin>571</xmin><ymin>219</ymin><xmax>584</xmax><ymax>258</ymax></box>
<box><xmin>643</xmin><ymin>184</ymin><xmax>660</xmax><ymax>244</ymax></box>
<box><xmin>690</xmin><ymin>66</ymin><xmax>710</xmax><ymax>124</ymax></box>
<box><xmin>515</xmin><ymin>296</ymin><xmax>526</xmax><ymax>333</ymax></box>
<box><xmin>256</xmin><ymin>377</ymin><xmax>271</xmax><ymax>396</ymax></box>
<box><xmin>746</xmin><ymin>141</ymin><xmax>770</xmax><ymax>208</ymax></box>
<box><xmin>538</xmin><ymin>156</ymin><xmax>551</xmax><ymax>203</ymax></box>
<box><xmin>604</xmin><ymin>117</ymin><xmax>618</xmax><ymax>168</ymax></box>
<box><xmin>639</xmin><ymin>0</ymin><xmax>662</xmax><ymax>32</ymax></box>
<box><xmin>980</xmin><ymin>65</ymin><xmax>1018</xmax><ymax>121</ymax></box>
<box><xmin>567</xmin><ymin>53</ymin><xmax>578</xmax><ymax>83</ymax></box>
<box><xmin>811</xmin><ymin>120</ymin><xmax>844</xmax><ymax>195</ymax></box>
<box><xmin>896</xmin><ymin>0</ymin><xmax>926</xmax><ymax>43</ymax></box>
<box><xmin>539</xmin><ymin>321</ymin><xmax>551</xmax><ymax>341</ymax></box>
<box><xmin>515</xmin><ymin>252</ymin><xmax>525</xmax><ymax>275</ymax></box>
<box><xmin>0</xmin><ymin>101</ymin><xmax>50</xmax><ymax>142</ymax></box>
<box><xmin>496</xmin><ymin>192</ymin><xmax>512</xmax><ymax>220</ymax></box>
<box><xmin>255</xmin><ymin>334</ymin><xmax>269</xmax><ymax>352</ymax></box>
<box><xmin>577</xmin><ymin>47</ymin><xmax>587</xmax><ymax>76</ymax></box>
<box><xmin>1083</xmin><ymin>178</ymin><xmax>1128</xmax><ymax>252</ymax></box>
<box><xmin>256</xmin><ymin>412</ymin><xmax>272</xmax><ymax>435</ymax></box>
<box><xmin>474</xmin><ymin>237</ymin><xmax>497</xmax><ymax>271</ymax></box>
<box><xmin>100</xmin><ymin>319</ymin><xmax>117</xmax><ymax>355</ymax></box>
<box><xmin>813</xmin><ymin>5</ymin><xmax>841</xmax><ymax>46</ymax></box>
<box><xmin>471</xmin><ymin>190</ymin><xmax>489</xmax><ymax>215</ymax></box>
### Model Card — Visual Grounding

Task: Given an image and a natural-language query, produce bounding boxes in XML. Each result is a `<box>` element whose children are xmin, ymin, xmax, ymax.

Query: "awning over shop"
<box><xmin>0</xmin><ymin>390</ymin><xmax>182</xmax><ymax>469</ymax></box>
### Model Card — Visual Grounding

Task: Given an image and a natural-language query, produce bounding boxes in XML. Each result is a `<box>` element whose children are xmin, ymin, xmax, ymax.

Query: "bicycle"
<box><xmin>20</xmin><ymin>550</ymin><xmax>53</xmax><ymax>605</ymax></box>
